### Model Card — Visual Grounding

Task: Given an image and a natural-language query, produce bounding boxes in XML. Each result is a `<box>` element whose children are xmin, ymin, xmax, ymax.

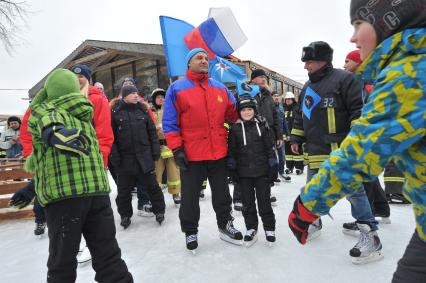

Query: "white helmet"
<box><xmin>285</xmin><ymin>92</ymin><xmax>295</xmax><ymax>99</ymax></box>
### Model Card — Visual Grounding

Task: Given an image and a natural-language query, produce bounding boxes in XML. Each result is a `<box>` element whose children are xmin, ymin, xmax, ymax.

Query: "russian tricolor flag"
<box><xmin>160</xmin><ymin>7</ymin><xmax>247</xmax><ymax>77</ymax></box>
<box><xmin>184</xmin><ymin>7</ymin><xmax>248</xmax><ymax>59</ymax></box>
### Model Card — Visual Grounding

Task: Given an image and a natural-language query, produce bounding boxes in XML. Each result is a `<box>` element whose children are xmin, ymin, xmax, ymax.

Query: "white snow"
<box><xmin>0</xmin><ymin>173</ymin><xmax>415</xmax><ymax>283</ymax></box>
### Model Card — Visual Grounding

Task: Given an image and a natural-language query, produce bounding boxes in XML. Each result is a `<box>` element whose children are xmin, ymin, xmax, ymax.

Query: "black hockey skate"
<box><xmin>343</xmin><ymin>221</ymin><xmax>360</xmax><ymax>237</ymax></box>
<box><xmin>34</xmin><ymin>222</ymin><xmax>46</xmax><ymax>236</ymax></box>
<box><xmin>265</xmin><ymin>231</ymin><xmax>276</xmax><ymax>246</ymax></box>
<box><xmin>186</xmin><ymin>233</ymin><xmax>198</xmax><ymax>254</ymax></box>
<box><xmin>243</xmin><ymin>229</ymin><xmax>258</xmax><ymax>247</ymax></box>
<box><xmin>219</xmin><ymin>220</ymin><xmax>243</xmax><ymax>246</ymax></box>
<box><xmin>156</xmin><ymin>213</ymin><xmax>165</xmax><ymax>225</ymax></box>
<box><xmin>120</xmin><ymin>216</ymin><xmax>131</xmax><ymax>229</ymax></box>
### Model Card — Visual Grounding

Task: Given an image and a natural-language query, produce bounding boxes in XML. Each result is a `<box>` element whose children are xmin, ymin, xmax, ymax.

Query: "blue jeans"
<box><xmin>307</xmin><ymin>167</ymin><xmax>378</xmax><ymax>230</ymax></box>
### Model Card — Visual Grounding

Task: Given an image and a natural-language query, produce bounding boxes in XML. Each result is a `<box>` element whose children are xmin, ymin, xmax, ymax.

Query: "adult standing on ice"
<box><xmin>163</xmin><ymin>48</ymin><xmax>242</xmax><ymax>252</ymax></box>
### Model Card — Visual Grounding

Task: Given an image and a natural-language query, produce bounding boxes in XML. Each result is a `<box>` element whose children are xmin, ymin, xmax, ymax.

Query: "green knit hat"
<box><xmin>44</xmin><ymin>69</ymin><xmax>80</xmax><ymax>101</ymax></box>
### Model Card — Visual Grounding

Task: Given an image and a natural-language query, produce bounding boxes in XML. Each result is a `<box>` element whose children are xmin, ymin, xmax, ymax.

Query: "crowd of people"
<box><xmin>2</xmin><ymin>0</ymin><xmax>425</xmax><ymax>282</ymax></box>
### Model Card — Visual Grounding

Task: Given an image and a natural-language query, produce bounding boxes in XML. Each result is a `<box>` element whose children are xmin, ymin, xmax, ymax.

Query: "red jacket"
<box><xmin>89</xmin><ymin>86</ymin><xmax>114</xmax><ymax>167</ymax></box>
<box><xmin>163</xmin><ymin>70</ymin><xmax>238</xmax><ymax>161</ymax></box>
<box><xmin>20</xmin><ymin>107</ymin><xmax>33</xmax><ymax>158</ymax></box>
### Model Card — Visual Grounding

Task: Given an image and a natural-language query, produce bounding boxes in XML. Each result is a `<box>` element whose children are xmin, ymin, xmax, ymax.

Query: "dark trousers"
<box><xmin>277</xmin><ymin>146</ymin><xmax>285</xmax><ymax>175</ymax></box>
<box><xmin>179</xmin><ymin>158</ymin><xmax>232</xmax><ymax>233</ymax></box>
<box><xmin>116</xmin><ymin>170</ymin><xmax>165</xmax><ymax>217</ymax></box>
<box><xmin>284</xmin><ymin>142</ymin><xmax>304</xmax><ymax>171</ymax></box>
<box><xmin>240</xmin><ymin>176</ymin><xmax>275</xmax><ymax>231</ymax></box>
<box><xmin>136</xmin><ymin>181</ymin><xmax>150</xmax><ymax>207</ymax></box>
<box><xmin>392</xmin><ymin>231</ymin><xmax>426</xmax><ymax>283</ymax></box>
<box><xmin>45</xmin><ymin>196</ymin><xmax>132</xmax><ymax>283</ymax></box>
<box><xmin>233</xmin><ymin>183</ymin><xmax>242</xmax><ymax>204</ymax></box>
<box><xmin>364</xmin><ymin>179</ymin><xmax>390</xmax><ymax>217</ymax></box>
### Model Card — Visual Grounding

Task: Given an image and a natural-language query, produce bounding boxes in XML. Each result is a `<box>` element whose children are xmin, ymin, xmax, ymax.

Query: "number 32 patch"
<box><xmin>321</xmin><ymin>97</ymin><xmax>335</xmax><ymax>108</ymax></box>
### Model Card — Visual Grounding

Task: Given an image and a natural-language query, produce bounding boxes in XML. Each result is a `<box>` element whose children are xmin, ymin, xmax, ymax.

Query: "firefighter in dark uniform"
<box><xmin>283</xmin><ymin>91</ymin><xmax>304</xmax><ymax>175</ymax></box>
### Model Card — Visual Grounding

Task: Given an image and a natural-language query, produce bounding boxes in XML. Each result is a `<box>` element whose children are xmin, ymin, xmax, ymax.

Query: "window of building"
<box><xmin>135</xmin><ymin>59</ymin><xmax>158</xmax><ymax>100</ymax></box>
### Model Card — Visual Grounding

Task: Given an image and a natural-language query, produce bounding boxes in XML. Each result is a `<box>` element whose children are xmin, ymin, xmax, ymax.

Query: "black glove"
<box><xmin>42</xmin><ymin>125</ymin><xmax>90</xmax><ymax>157</ymax></box>
<box><xmin>288</xmin><ymin>195</ymin><xmax>319</xmax><ymax>244</ymax></box>
<box><xmin>228</xmin><ymin>169</ymin><xmax>239</xmax><ymax>184</ymax></box>
<box><xmin>9</xmin><ymin>183</ymin><xmax>36</xmax><ymax>209</ymax></box>
<box><xmin>173</xmin><ymin>148</ymin><xmax>188</xmax><ymax>171</ymax></box>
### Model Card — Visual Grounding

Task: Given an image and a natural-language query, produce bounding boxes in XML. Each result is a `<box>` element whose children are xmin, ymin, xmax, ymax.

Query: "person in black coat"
<box><xmin>110</xmin><ymin>85</ymin><xmax>166</xmax><ymax>228</ymax></box>
<box><xmin>227</xmin><ymin>95</ymin><xmax>277</xmax><ymax>246</ymax></box>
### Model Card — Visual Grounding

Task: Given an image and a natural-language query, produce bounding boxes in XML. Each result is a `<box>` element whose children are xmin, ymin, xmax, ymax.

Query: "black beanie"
<box><xmin>121</xmin><ymin>85</ymin><xmax>138</xmax><ymax>98</ymax></box>
<box><xmin>250</xmin><ymin>69</ymin><xmax>267</xmax><ymax>81</ymax></box>
<box><xmin>350</xmin><ymin>0</ymin><xmax>426</xmax><ymax>43</ymax></box>
<box><xmin>301</xmin><ymin>41</ymin><xmax>333</xmax><ymax>62</ymax></box>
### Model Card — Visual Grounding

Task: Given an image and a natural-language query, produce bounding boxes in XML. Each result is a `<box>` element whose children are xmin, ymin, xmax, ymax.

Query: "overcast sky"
<box><xmin>0</xmin><ymin>0</ymin><xmax>355</xmax><ymax>115</ymax></box>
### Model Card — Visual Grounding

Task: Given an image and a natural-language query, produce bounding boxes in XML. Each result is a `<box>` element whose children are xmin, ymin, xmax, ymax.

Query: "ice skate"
<box><xmin>156</xmin><ymin>213</ymin><xmax>165</xmax><ymax>225</ymax></box>
<box><xmin>172</xmin><ymin>193</ymin><xmax>181</xmax><ymax>207</ymax></box>
<box><xmin>186</xmin><ymin>233</ymin><xmax>198</xmax><ymax>253</ymax></box>
<box><xmin>34</xmin><ymin>222</ymin><xmax>46</xmax><ymax>237</ymax></box>
<box><xmin>77</xmin><ymin>246</ymin><xmax>92</xmax><ymax>264</ymax></box>
<box><xmin>343</xmin><ymin>221</ymin><xmax>360</xmax><ymax>237</ymax></box>
<box><xmin>270</xmin><ymin>196</ymin><xmax>278</xmax><ymax>207</ymax></box>
<box><xmin>265</xmin><ymin>231</ymin><xmax>276</xmax><ymax>247</ymax></box>
<box><xmin>137</xmin><ymin>203</ymin><xmax>154</xmax><ymax>217</ymax></box>
<box><xmin>307</xmin><ymin>218</ymin><xmax>322</xmax><ymax>242</ymax></box>
<box><xmin>280</xmin><ymin>173</ymin><xmax>291</xmax><ymax>182</ymax></box>
<box><xmin>243</xmin><ymin>229</ymin><xmax>258</xmax><ymax>247</ymax></box>
<box><xmin>233</xmin><ymin>202</ymin><xmax>243</xmax><ymax>212</ymax></box>
<box><xmin>219</xmin><ymin>220</ymin><xmax>243</xmax><ymax>246</ymax></box>
<box><xmin>295</xmin><ymin>169</ymin><xmax>303</xmax><ymax>175</ymax></box>
<box><xmin>120</xmin><ymin>216</ymin><xmax>131</xmax><ymax>229</ymax></box>
<box><xmin>285</xmin><ymin>168</ymin><xmax>293</xmax><ymax>174</ymax></box>
<box><xmin>375</xmin><ymin>216</ymin><xmax>391</xmax><ymax>224</ymax></box>
<box><xmin>350</xmin><ymin>223</ymin><xmax>384</xmax><ymax>265</ymax></box>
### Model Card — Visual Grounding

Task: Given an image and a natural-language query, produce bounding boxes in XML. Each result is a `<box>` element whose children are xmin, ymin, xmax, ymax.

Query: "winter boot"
<box><xmin>186</xmin><ymin>232</ymin><xmax>198</xmax><ymax>253</ymax></box>
<box><xmin>172</xmin><ymin>194</ymin><xmax>181</xmax><ymax>206</ymax></box>
<box><xmin>219</xmin><ymin>220</ymin><xmax>243</xmax><ymax>245</ymax></box>
<box><xmin>138</xmin><ymin>203</ymin><xmax>154</xmax><ymax>217</ymax></box>
<box><xmin>295</xmin><ymin>169</ymin><xmax>303</xmax><ymax>175</ymax></box>
<box><xmin>243</xmin><ymin>229</ymin><xmax>258</xmax><ymax>247</ymax></box>
<box><xmin>156</xmin><ymin>213</ymin><xmax>165</xmax><ymax>225</ymax></box>
<box><xmin>233</xmin><ymin>202</ymin><xmax>243</xmax><ymax>212</ymax></box>
<box><xmin>350</xmin><ymin>223</ymin><xmax>384</xmax><ymax>264</ymax></box>
<box><xmin>120</xmin><ymin>216</ymin><xmax>131</xmax><ymax>229</ymax></box>
<box><xmin>77</xmin><ymin>246</ymin><xmax>92</xmax><ymax>264</ymax></box>
<box><xmin>265</xmin><ymin>230</ymin><xmax>276</xmax><ymax>246</ymax></box>
<box><xmin>307</xmin><ymin>218</ymin><xmax>322</xmax><ymax>241</ymax></box>
<box><xmin>343</xmin><ymin>221</ymin><xmax>360</xmax><ymax>237</ymax></box>
<box><xmin>34</xmin><ymin>222</ymin><xmax>46</xmax><ymax>236</ymax></box>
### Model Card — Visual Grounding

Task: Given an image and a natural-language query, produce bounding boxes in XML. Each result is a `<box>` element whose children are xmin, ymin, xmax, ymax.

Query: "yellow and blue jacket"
<box><xmin>300</xmin><ymin>28</ymin><xmax>426</xmax><ymax>241</ymax></box>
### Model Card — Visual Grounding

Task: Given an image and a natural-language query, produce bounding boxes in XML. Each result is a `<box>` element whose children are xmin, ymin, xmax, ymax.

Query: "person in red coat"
<box><xmin>71</xmin><ymin>64</ymin><xmax>113</xmax><ymax>168</ymax></box>
<box><xmin>163</xmin><ymin>48</ymin><xmax>242</xmax><ymax>252</ymax></box>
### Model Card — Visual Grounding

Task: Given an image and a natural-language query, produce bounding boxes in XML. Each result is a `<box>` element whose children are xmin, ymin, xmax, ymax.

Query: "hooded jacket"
<box><xmin>254</xmin><ymin>88</ymin><xmax>282</xmax><ymax>141</ymax></box>
<box><xmin>300</xmin><ymin>28</ymin><xmax>426</xmax><ymax>241</ymax></box>
<box><xmin>28</xmin><ymin>69</ymin><xmax>110</xmax><ymax>206</ymax></box>
<box><xmin>163</xmin><ymin>70</ymin><xmax>238</xmax><ymax>161</ymax></box>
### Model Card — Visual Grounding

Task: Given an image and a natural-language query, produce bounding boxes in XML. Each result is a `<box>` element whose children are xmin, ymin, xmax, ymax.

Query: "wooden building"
<box><xmin>29</xmin><ymin>39</ymin><xmax>303</xmax><ymax>100</ymax></box>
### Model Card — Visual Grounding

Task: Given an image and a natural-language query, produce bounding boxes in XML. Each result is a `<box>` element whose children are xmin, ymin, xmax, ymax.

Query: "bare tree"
<box><xmin>0</xmin><ymin>0</ymin><xmax>28</xmax><ymax>55</ymax></box>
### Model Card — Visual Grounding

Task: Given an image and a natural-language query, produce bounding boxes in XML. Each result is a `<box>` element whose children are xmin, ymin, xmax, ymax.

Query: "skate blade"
<box><xmin>35</xmin><ymin>234</ymin><xmax>44</xmax><ymax>239</ymax></box>
<box><xmin>342</xmin><ymin>229</ymin><xmax>360</xmax><ymax>237</ymax></box>
<box><xmin>219</xmin><ymin>234</ymin><xmax>243</xmax><ymax>246</ymax></box>
<box><xmin>138</xmin><ymin>211</ymin><xmax>154</xmax><ymax>217</ymax></box>
<box><xmin>188</xmin><ymin>249</ymin><xmax>197</xmax><ymax>255</ymax></box>
<box><xmin>243</xmin><ymin>236</ymin><xmax>258</xmax><ymax>248</ymax></box>
<box><xmin>174</xmin><ymin>203</ymin><xmax>180</xmax><ymax>208</ymax></box>
<box><xmin>307</xmin><ymin>230</ymin><xmax>321</xmax><ymax>242</ymax></box>
<box><xmin>376</xmin><ymin>217</ymin><xmax>391</xmax><ymax>224</ymax></box>
<box><xmin>351</xmin><ymin>251</ymin><xmax>384</xmax><ymax>265</ymax></box>
<box><xmin>78</xmin><ymin>258</ymin><xmax>92</xmax><ymax>264</ymax></box>
<box><xmin>267</xmin><ymin>242</ymin><xmax>274</xmax><ymax>247</ymax></box>
<box><xmin>271</xmin><ymin>202</ymin><xmax>278</xmax><ymax>207</ymax></box>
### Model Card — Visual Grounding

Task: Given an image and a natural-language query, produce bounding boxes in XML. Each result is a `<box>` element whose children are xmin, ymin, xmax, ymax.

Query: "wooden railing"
<box><xmin>0</xmin><ymin>158</ymin><xmax>34</xmax><ymax>221</ymax></box>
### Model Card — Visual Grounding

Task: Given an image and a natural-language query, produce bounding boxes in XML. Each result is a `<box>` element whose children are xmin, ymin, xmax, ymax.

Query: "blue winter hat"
<box><xmin>71</xmin><ymin>64</ymin><xmax>92</xmax><ymax>81</ymax></box>
<box><xmin>186</xmin><ymin>48</ymin><xmax>208</xmax><ymax>68</ymax></box>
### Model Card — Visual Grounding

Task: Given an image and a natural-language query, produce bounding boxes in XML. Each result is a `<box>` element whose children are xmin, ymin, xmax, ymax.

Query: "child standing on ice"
<box><xmin>227</xmin><ymin>94</ymin><xmax>277</xmax><ymax>247</ymax></box>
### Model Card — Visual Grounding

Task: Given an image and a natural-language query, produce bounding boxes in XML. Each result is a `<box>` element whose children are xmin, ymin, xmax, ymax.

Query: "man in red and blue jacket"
<box><xmin>163</xmin><ymin>48</ymin><xmax>242</xmax><ymax>251</ymax></box>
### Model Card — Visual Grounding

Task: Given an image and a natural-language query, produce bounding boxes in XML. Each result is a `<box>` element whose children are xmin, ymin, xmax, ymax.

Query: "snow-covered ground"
<box><xmin>1</xmin><ymin>173</ymin><xmax>415</xmax><ymax>283</ymax></box>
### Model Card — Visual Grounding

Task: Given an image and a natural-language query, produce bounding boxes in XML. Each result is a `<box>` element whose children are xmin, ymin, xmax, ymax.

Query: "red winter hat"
<box><xmin>346</xmin><ymin>50</ymin><xmax>362</xmax><ymax>64</ymax></box>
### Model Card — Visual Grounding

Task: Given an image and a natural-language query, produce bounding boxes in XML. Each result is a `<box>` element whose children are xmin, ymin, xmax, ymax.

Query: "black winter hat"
<box><xmin>301</xmin><ymin>41</ymin><xmax>333</xmax><ymax>62</ymax></box>
<box><xmin>71</xmin><ymin>64</ymin><xmax>92</xmax><ymax>82</ymax></box>
<box><xmin>121</xmin><ymin>85</ymin><xmax>138</xmax><ymax>98</ymax></box>
<box><xmin>350</xmin><ymin>0</ymin><xmax>426</xmax><ymax>43</ymax></box>
<box><xmin>250</xmin><ymin>69</ymin><xmax>267</xmax><ymax>81</ymax></box>
<box><xmin>7</xmin><ymin>116</ymin><xmax>21</xmax><ymax>126</ymax></box>
<box><xmin>237</xmin><ymin>95</ymin><xmax>257</xmax><ymax>112</ymax></box>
